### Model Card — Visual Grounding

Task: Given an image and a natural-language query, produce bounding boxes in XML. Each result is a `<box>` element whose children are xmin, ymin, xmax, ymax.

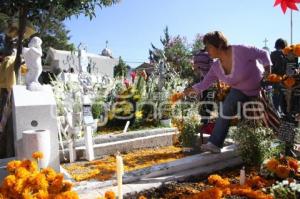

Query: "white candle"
<box><xmin>123</xmin><ymin>121</ymin><xmax>130</xmax><ymax>133</ymax></box>
<box><xmin>240</xmin><ymin>166</ymin><xmax>245</xmax><ymax>185</ymax></box>
<box><xmin>116</xmin><ymin>153</ymin><xmax>124</xmax><ymax>199</ymax></box>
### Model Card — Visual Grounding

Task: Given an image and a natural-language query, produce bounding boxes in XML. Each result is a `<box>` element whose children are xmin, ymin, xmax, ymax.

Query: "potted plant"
<box><xmin>179</xmin><ymin>115</ymin><xmax>201</xmax><ymax>150</ymax></box>
<box><xmin>160</xmin><ymin>103</ymin><xmax>172</xmax><ymax>127</ymax></box>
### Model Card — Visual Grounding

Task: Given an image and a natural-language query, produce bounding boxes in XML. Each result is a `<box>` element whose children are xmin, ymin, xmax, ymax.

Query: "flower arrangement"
<box><xmin>261</xmin><ymin>156</ymin><xmax>299</xmax><ymax>179</ymax></box>
<box><xmin>266</xmin><ymin>74</ymin><xmax>297</xmax><ymax>89</ymax></box>
<box><xmin>0</xmin><ymin>151</ymin><xmax>78</xmax><ymax>199</ymax></box>
<box><xmin>283</xmin><ymin>44</ymin><xmax>300</xmax><ymax>57</ymax></box>
<box><xmin>169</xmin><ymin>91</ymin><xmax>184</xmax><ymax>104</ymax></box>
<box><xmin>216</xmin><ymin>81</ymin><xmax>230</xmax><ymax>101</ymax></box>
<box><xmin>178</xmin><ymin>114</ymin><xmax>201</xmax><ymax>148</ymax></box>
<box><xmin>188</xmin><ymin>174</ymin><xmax>273</xmax><ymax>199</ymax></box>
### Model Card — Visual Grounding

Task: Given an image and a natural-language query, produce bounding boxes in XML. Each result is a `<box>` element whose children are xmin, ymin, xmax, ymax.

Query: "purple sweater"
<box><xmin>192</xmin><ymin>45</ymin><xmax>271</xmax><ymax>96</ymax></box>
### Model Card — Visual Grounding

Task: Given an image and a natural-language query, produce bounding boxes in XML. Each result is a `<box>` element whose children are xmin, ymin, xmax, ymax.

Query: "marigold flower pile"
<box><xmin>0</xmin><ymin>152</ymin><xmax>78</xmax><ymax>199</ymax></box>
<box><xmin>96</xmin><ymin>191</ymin><xmax>146</xmax><ymax>199</ymax></box>
<box><xmin>265</xmin><ymin>156</ymin><xmax>299</xmax><ymax>179</ymax></box>
<box><xmin>186</xmin><ymin>174</ymin><xmax>274</xmax><ymax>199</ymax></box>
<box><xmin>266</xmin><ymin>74</ymin><xmax>296</xmax><ymax>89</ymax></box>
<box><xmin>283</xmin><ymin>44</ymin><xmax>300</xmax><ymax>57</ymax></box>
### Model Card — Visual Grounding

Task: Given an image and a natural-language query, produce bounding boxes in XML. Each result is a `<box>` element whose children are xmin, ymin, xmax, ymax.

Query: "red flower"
<box><xmin>274</xmin><ymin>0</ymin><xmax>300</xmax><ymax>13</ymax></box>
<box><xmin>124</xmin><ymin>79</ymin><xmax>130</xmax><ymax>88</ymax></box>
<box><xmin>130</xmin><ymin>71</ymin><xmax>136</xmax><ymax>83</ymax></box>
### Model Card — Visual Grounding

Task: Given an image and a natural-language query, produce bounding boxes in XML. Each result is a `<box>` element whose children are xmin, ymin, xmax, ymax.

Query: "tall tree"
<box><xmin>0</xmin><ymin>0</ymin><xmax>120</xmax><ymax>79</ymax></box>
<box><xmin>149</xmin><ymin>26</ymin><xmax>193</xmax><ymax>79</ymax></box>
<box><xmin>114</xmin><ymin>56</ymin><xmax>129</xmax><ymax>78</ymax></box>
<box><xmin>192</xmin><ymin>33</ymin><xmax>205</xmax><ymax>54</ymax></box>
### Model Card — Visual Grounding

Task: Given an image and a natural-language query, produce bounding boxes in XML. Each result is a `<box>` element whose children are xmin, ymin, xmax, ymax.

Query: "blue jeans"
<box><xmin>272</xmin><ymin>84</ymin><xmax>286</xmax><ymax>115</ymax></box>
<box><xmin>209</xmin><ymin>88</ymin><xmax>251</xmax><ymax>148</ymax></box>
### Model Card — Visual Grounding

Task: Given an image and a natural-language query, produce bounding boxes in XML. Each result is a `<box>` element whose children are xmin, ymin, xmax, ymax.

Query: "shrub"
<box><xmin>179</xmin><ymin>115</ymin><xmax>201</xmax><ymax>148</ymax></box>
<box><xmin>229</xmin><ymin>120</ymin><xmax>274</xmax><ymax>166</ymax></box>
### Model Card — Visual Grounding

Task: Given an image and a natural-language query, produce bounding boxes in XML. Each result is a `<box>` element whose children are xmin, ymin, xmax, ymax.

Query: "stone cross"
<box><xmin>263</xmin><ymin>38</ymin><xmax>268</xmax><ymax>48</ymax></box>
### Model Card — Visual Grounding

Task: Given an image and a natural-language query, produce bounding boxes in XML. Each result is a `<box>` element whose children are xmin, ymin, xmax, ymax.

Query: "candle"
<box><xmin>116</xmin><ymin>153</ymin><xmax>124</xmax><ymax>199</ymax></box>
<box><xmin>123</xmin><ymin>121</ymin><xmax>130</xmax><ymax>133</ymax></box>
<box><xmin>240</xmin><ymin>166</ymin><xmax>245</xmax><ymax>185</ymax></box>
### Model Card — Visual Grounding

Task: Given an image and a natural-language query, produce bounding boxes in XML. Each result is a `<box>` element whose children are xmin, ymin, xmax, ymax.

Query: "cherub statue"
<box><xmin>22</xmin><ymin>36</ymin><xmax>43</xmax><ymax>91</ymax></box>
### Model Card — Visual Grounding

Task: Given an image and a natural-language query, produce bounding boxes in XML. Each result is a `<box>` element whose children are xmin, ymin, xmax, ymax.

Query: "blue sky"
<box><xmin>64</xmin><ymin>0</ymin><xmax>300</xmax><ymax>68</ymax></box>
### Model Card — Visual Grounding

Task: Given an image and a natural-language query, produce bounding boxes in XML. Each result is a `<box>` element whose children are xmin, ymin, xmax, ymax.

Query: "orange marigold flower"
<box><xmin>6</xmin><ymin>160</ymin><xmax>21</xmax><ymax>173</ymax></box>
<box><xmin>2</xmin><ymin>175</ymin><xmax>16</xmax><ymax>189</ymax></box>
<box><xmin>62</xmin><ymin>181</ymin><xmax>73</xmax><ymax>192</ymax></box>
<box><xmin>246</xmin><ymin>176</ymin><xmax>269</xmax><ymax>189</ymax></box>
<box><xmin>20</xmin><ymin>159</ymin><xmax>38</xmax><ymax>173</ymax></box>
<box><xmin>283</xmin><ymin>77</ymin><xmax>296</xmax><ymax>89</ymax></box>
<box><xmin>13</xmin><ymin>178</ymin><xmax>26</xmax><ymax>195</ymax></box>
<box><xmin>53</xmin><ymin>191</ymin><xmax>79</xmax><ymax>199</ymax></box>
<box><xmin>49</xmin><ymin>174</ymin><xmax>64</xmax><ymax>194</ymax></box>
<box><xmin>293</xmin><ymin>44</ymin><xmax>300</xmax><ymax>57</ymax></box>
<box><xmin>41</xmin><ymin>167</ymin><xmax>57</xmax><ymax>182</ymax></box>
<box><xmin>27</xmin><ymin>173</ymin><xmax>49</xmax><ymax>191</ymax></box>
<box><xmin>105</xmin><ymin>190</ymin><xmax>116</xmax><ymax>199</ymax></box>
<box><xmin>170</xmin><ymin>92</ymin><xmax>184</xmax><ymax>104</ymax></box>
<box><xmin>0</xmin><ymin>193</ymin><xmax>5</xmax><ymax>199</ymax></box>
<box><xmin>22</xmin><ymin>188</ymin><xmax>34</xmax><ymax>199</ymax></box>
<box><xmin>266</xmin><ymin>158</ymin><xmax>279</xmax><ymax>173</ymax></box>
<box><xmin>275</xmin><ymin>165</ymin><xmax>290</xmax><ymax>179</ymax></box>
<box><xmin>189</xmin><ymin>187</ymin><xmax>223</xmax><ymax>199</ymax></box>
<box><xmin>138</xmin><ymin>196</ymin><xmax>147</xmax><ymax>199</ymax></box>
<box><xmin>34</xmin><ymin>190</ymin><xmax>48</xmax><ymax>199</ymax></box>
<box><xmin>15</xmin><ymin>167</ymin><xmax>30</xmax><ymax>179</ymax></box>
<box><xmin>32</xmin><ymin>151</ymin><xmax>44</xmax><ymax>159</ymax></box>
<box><xmin>208</xmin><ymin>174</ymin><xmax>230</xmax><ymax>187</ymax></box>
<box><xmin>287</xmin><ymin>157</ymin><xmax>299</xmax><ymax>172</ymax></box>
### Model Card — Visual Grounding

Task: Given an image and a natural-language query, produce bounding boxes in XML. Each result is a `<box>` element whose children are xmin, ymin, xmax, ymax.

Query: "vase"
<box><xmin>22</xmin><ymin>129</ymin><xmax>51</xmax><ymax>169</ymax></box>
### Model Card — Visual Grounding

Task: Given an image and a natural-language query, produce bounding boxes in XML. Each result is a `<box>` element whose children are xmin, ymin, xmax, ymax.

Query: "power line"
<box><xmin>124</xmin><ymin>61</ymin><xmax>145</xmax><ymax>64</ymax></box>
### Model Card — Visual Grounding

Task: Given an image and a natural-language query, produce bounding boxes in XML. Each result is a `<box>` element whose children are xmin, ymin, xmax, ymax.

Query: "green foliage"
<box><xmin>229</xmin><ymin>120</ymin><xmax>274</xmax><ymax>166</ymax></box>
<box><xmin>179</xmin><ymin>115</ymin><xmax>201</xmax><ymax>147</ymax></box>
<box><xmin>149</xmin><ymin>26</ymin><xmax>194</xmax><ymax>79</ymax></box>
<box><xmin>0</xmin><ymin>0</ymin><xmax>120</xmax><ymax>75</ymax></box>
<box><xmin>0</xmin><ymin>0</ymin><xmax>120</xmax><ymax>21</ymax></box>
<box><xmin>192</xmin><ymin>33</ymin><xmax>205</xmax><ymax>54</ymax></box>
<box><xmin>160</xmin><ymin>103</ymin><xmax>172</xmax><ymax>120</ymax></box>
<box><xmin>92</xmin><ymin>98</ymin><xmax>105</xmax><ymax>119</ymax></box>
<box><xmin>270</xmin><ymin>180</ymin><xmax>300</xmax><ymax>199</ymax></box>
<box><xmin>114</xmin><ymin>57</ymin><xmax>129</xmax><ymax>78</ymax></box>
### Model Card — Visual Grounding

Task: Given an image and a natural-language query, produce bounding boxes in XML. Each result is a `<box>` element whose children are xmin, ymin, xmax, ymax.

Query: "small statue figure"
<box><xmin>22</xmin><ymin>36</ymin><xmax>43</xmax><ymax>91</ymax></box>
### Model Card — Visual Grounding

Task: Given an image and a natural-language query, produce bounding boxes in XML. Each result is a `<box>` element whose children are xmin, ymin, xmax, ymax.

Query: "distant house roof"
<box><xmin>45</xmin><ymin>47</ymin><xmax>118</xmax><ymax>78</ymax></box>
<box><xmin>135</xmin><ymin>62</ymin><xmax>155</xmax><ymax>74</ymax></box>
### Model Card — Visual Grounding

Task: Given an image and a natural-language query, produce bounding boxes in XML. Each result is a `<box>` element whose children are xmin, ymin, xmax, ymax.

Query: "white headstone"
<box><xmin>12</xmin><ymin>85</ymin><xmax>60</xmax><ymax>171</ymax></box>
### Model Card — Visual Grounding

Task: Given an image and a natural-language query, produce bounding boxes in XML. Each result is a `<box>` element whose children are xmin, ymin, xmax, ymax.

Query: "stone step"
<box><xmin>74</xmin><ymin>144</ymin><xmax>240</xmax><ymax>194</ymax></box>
<box><xmin>60</xmin><ymin>131</ymin><xmax>178</xmax><ymax>162</ymax></box>
<box><xmin>61</xmin><ymin>127</ymin><xmax>177</xmax><ymax>148</ymax></box>
<box><xmin>107</xmin><ymin>157</ymin><xmax>242</xmax><ymax>198</ymax></box>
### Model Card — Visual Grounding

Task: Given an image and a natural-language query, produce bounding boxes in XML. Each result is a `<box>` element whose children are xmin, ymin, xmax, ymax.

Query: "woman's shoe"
<box><xmin>201</xmin><ymin>142</ymin><xmax>221</xmax><ymax>153</ymax></box>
